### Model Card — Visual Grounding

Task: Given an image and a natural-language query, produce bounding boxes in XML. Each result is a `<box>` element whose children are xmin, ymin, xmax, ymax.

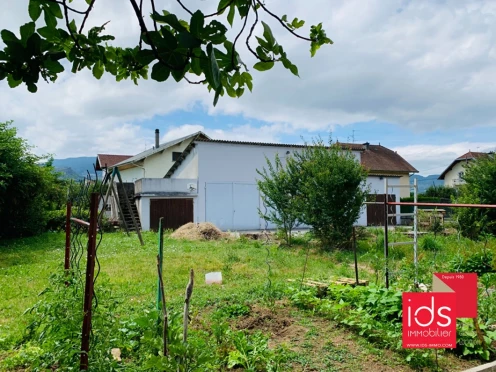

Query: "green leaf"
<box><xmin>281</xmin><ymin>57</ymin><xmax>299</xmax><ymax>77</ymax></box>
<box><xmin>235</xmin><ymin>0</ymin><xmax>250</xmax><ymax>18</ymax></box>
<box><xmin>203</xmin><ymin>20</ymin><xmax>227</xmax><ymax>44</ymax></box>
<box><xmin>190</xmin><ymin>50</ymin><xmax>202</xmax><ymax>75</ymax></box>
<box><xmin>151</xmin><ymin>12</ymin><xmax>187</xmax><ymax>32</ymax></box>
<box><xmin>47</xmin><ymin>1</ymin><xmax>63</xmax><ymax>19</ymax></box>
<box><xmin>20</xmin><ymin>22</ymin><xmax>36</xmax><ymax>45</ymax></box>
<box><xmin>26</xmin><ymin>33</ymin><xmax>42</xmax><ymax>55</ymax></box>
<box><xmin>151</xmin><ymin>62</ymin><xmax>170</xmax><ymax>82</ymax></box>
<box><xmin>261</xmin><ymin>21</ymin><xmax>276</xmax><ymax>48</ymax></box>
<box><xmin>225</xmin><ymin>84</ymin><xmax>236</xmax><ymax>98</ymax></box>
<box><xmin>281</xmin><ymin>15</ymin><xmax>288</xmax><ymax>22</ymax></box>
<box><xmin>27</xmin><ymin>83</ymin><xmax>38</xmax><ymax>93</ymax></box>
<box><xmin>135</xmin><ymin>49</ymin><xmax>156</xmax><ymax>65</ymax></box>
<box><xmin>92</xmin><ymin>61</ymin><xmax>104</xmax><ymax>79</ymax></box>
<box><xmin>171</xmin><ymin>65</ymin><xmax>186</xmax><ymax>82</ymax></box>
<box><xmin>217</xmin><ymin>0</ymin><xmax>231</xmax><ymax>14</ymax></box>
<box><xmin>310</xmin><ymin>42</ymin><xmax>319</xmax><ymax>57</ymax></box>
<box><xmin>37</xmin><ymin>26</ymin><xmax>59</xmax><ymax>40</ymax></box>
<box><xmin>190</xmin><ymin>10</ymin><xmax>204</xmax><ymax>37</ymax></box>
<box><xmin>28</xmin><ymin>0</ymin><xmax>42</xmax><ymax>21</ymax></box>
<box><xmin>1</xmin><ymin>30</ymin><xmax>19</xmax><ymax>45</ymax></box>
<box><xmin>227</xmin><ymin>4</ymin><xmax>236</xmax><ymax>27</ymax></box>
<box><xmin>209</xmin><ymin>45</ymin><xmax>220</xmax><ymax>89</ymax></box>
<box><xmin>241</xmin><ymin>71</ymin><xmax>252</xmax><ymax>91</ymax></box>
<box><xmin>213</xmin><ymin>86</ymin><xmax>222</xmax><ymax>106</ymax></box>
<box><xmin>43</xmin><ymin>7</ymin><xmax>57</xmax><ymax>29</ymax></box>
<box><xmin>178</xmin><ymin>32</ymin><xmax>201</xmax><ymax>49</ymax></box>
<box><xmin>7</xmin><ymin>74</ymin><xmax>22</xmax><ymax>88</ymax></box>
<box><xmin>253</xmin><ymin>61</ymin><xmax>274</xmax><ymax>71</ymax></box>
<box><xmin>44</xmin><ymin>59</ymin><xmax>64</xmax><ymax>73</ymax></box>
<box><xmin>236</xmin><ymin>87</ymin><xmax>244</xmax><ymax>97</ymax></box>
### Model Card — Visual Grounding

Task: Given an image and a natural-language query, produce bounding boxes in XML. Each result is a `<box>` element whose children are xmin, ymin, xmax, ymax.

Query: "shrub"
<box><xmin>45</xmin><ymin>209</ymin><xmax>67</xmax><ymax>231</ymax></box>
<box><xmin>420</xmin><ymin>235</ymin><xmax>442</xmax><ymax>251</ymax></box>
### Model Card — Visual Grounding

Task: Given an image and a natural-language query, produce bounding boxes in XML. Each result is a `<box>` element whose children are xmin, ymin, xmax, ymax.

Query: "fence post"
<box><xmin>353</xmin><ymin>227</ymin><xmax>359</xmax><ymax>286</ymax></box>
<box><xmin>80</xmin><ymin>193</ymin><xmax>99</xmax><ymax>370</ymax></box>
<box><xmin>65</xmin><ymin>201</ymin><xmax>72</xmax><ymax>273</ymax></box>
<box><xmin>157</xmin><ymin>217</ymin><xmax>164</xmax><ymax>311</ymax></box>
<box><xmin>384</xmin><ymin>193</ymin><xmax>389</xmax><ymax>289</ymax></box>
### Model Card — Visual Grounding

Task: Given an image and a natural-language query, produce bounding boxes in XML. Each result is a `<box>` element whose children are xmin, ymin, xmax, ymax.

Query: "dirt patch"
<box><xmin>170</xmin><ymin>222</ymin><xmax>226</xmax><ymax>241</ymax></box>
<box><xmin>236</xmin><ymin>305</ymin><xmax>293</xmax><ymax>334</ymax></box>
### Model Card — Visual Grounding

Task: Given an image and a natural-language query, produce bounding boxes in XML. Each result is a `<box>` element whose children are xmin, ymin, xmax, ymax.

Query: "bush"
<box><xmin>45</xmin><ymin>209</ymin><xmax>67</xmax><ymax>231</ymax></box>
<box><xmin>420</xmin><ymin>235</ymin><xmax>442</xmax><ymax>251</ymax></box>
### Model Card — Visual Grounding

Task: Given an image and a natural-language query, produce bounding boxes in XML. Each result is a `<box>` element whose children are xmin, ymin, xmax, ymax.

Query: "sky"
<box><xmin>1</xmin><ymin>0</ymin><xmax>496</xmax><ymax>176</ymax></box>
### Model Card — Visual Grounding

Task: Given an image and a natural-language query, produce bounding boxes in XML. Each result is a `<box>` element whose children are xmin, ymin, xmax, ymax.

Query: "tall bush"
<box><xmin>288</xmin><ymin>138</ymin><xmax>369</xmax><ymax>249</ymax></box>
<box><xmin>256</xmin><ymin>154</ymin><xmax>300</xmax><ymax>245</ymax></box>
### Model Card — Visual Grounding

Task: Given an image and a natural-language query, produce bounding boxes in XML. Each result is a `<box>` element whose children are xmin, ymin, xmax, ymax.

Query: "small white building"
<box><xmin>438</xmin><ymin>151</ymin><xmax>488</xmax><ymax>187</ymax></box>
<box><xmin>99</xmin><ymin>131</ymin><xmax>418</xmax><ymax>231</ymax></box>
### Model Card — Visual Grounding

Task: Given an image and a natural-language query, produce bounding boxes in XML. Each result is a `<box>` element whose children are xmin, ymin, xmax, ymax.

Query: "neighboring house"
<box><xmin>95</xmin><ymin>153</ymin><xmax>133</xmax><ymax>178</ymax></box>
<box><xmin>438</xmin><ymin>151</ymin><xmax>488</xmax><ymax>187</ymax></box>
<box><xmin>102</xmin><ymin>132</ymin><xmax>418</xmax><ymax>231</ymax></box>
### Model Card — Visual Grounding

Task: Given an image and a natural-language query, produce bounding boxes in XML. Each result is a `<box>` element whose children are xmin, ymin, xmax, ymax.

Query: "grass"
<box><xmin>0</xmin><ymin>229</ymin><xmax>494</xmax><ymax>371</ymax></box>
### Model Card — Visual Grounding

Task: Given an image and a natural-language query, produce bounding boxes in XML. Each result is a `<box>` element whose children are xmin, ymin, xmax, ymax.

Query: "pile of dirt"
<box><xmin>235</xmin><ymin>305</ymin><xmax>293</xmax><ymax>335</ymax></box>
<box><xmin>171</xmin><ymin>222</ymin><xmax>225</xmax><ymax>241</ymax></box>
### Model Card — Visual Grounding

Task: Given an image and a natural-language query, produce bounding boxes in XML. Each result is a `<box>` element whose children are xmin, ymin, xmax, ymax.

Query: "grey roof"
<box><xmin>114</xmin><ymin>131</ymin><xmax>210</xmax><ymax>167</ymax></box>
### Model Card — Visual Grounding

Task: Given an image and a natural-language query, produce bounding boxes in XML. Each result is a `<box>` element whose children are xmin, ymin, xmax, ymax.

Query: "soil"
<box><xmin>231</xmin><ymin>301</ymin><xmax>482</xmax><ymax>372</ymax></box>
<box><xmin>170</xmin><ymin>222</ymin><xmax>226</xmax><ymax>241</ymax></box>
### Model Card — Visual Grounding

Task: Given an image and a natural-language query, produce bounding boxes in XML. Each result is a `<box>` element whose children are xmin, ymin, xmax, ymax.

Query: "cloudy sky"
<box><xmin>1</xmin><ymin>0</ymin><xmax>496</xmax><ymax>175</ymax></box>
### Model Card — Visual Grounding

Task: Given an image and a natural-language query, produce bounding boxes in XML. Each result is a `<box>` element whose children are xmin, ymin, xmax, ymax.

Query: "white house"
<box><xmin>98</xmin><ymin>131</ymin><xmax>418</xmax><ymax>231</ymax></box>
<box><xmin>438</xmin><ymin>151</ymin><xmax>489</xmax><ymax>187</ymax></box>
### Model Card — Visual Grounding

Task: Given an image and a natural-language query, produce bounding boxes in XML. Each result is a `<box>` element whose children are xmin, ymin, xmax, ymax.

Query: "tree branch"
<box><xmin>138</xmin><ymin>0</ymin><xmax>144</xmax><ymax>49</ymax></box>
<box><xmin>204</xmin><ymin>0</ymin><xmax>235</xmax><ymax>18</ymax></box>
<box><xmin>62</xmin><ymin>0</ymin><xmax>81</xmax><ymax>49</ymax></box>
<box><xmin>184</xmin><ymin>76</ymin><xmax>206</xmax><ymax>84</ymax></box>
<box><xmin>150</xmin><ymin>0</ymin><xmax>158</xmax><ymax>31</ymax></box>
<box><xmin>176</xmin><ymin>0</ymin><xmax>193</xmax><ymax>16</ymax></box>
<box><xmin>232</xmin><ymin>2</ymin><xmax>250</xmax><ymax>68</ymax></box>
<box><xmin>79</xmin><ymin>0</ymin><xmax>97</xmax><ymax>33</ymax></box>
<box><xmin>45</xmin><ymin>0</ymin><xmax>86</xmax><ymax>15</ymax></box>
<box><xmin>246</xmin><ymin>0</ymin><xmax>273</xmax><ymax>63</ymax></box>
<box><xmin>255</xmin><ymin>0</ymin><xmax>313</xmax><ymax>42</ymax></box>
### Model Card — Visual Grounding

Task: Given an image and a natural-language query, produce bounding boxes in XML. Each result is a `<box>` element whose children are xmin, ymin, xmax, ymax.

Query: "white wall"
<box><xmin>118</xmin><ymin>138</ymin><xmax>194</xmax><ymax>182</ymax></box>
<box><xmin>172</xmin><ymin>148</ymin><xmax>199</xmax><ymax>179</ymax></box>
<box><xmin>195</xmin><ymin>142</ymin><xmax>370</xmax><ymax>230</ymax></box>
<box><xmin>444</xmin><ymin>162</ymin><xmax>467</xmax><ymax>187</ymax></box>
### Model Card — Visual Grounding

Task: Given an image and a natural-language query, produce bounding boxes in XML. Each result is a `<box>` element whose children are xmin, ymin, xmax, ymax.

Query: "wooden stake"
<box><xmin>183</xmin><ymin>269</ymin><xmax>194</xmax><ymax>343</ymax></box>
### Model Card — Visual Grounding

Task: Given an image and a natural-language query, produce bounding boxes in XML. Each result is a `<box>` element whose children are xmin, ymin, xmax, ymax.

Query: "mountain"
<box><xmin>52</xmin><ymin>157</ymin><xmax>99</xmax><ymax>180</ymax></box>
<box><xmin>410</xmin><ymin>174</ymin><xmax>443</xmax><ymax>193</ymax></box>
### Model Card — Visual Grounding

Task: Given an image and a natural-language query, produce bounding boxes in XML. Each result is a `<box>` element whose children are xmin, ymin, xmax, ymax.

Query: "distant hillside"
<box><xmin>410</xmin><ymin>174</ymin><xmax>443</xmax><ymax>193</ymax></box>
<box><xmin>52</xmin><ymin>157</ymin><xmax>99</xmax><ymax>180</ymax></box>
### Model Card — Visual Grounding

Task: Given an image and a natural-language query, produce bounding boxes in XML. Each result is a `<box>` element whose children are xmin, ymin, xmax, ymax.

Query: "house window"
<box><xmin>172</xmin><ymin>152</ymin><xmax>182</xmax><ymax>161</ymax></box>
<box><xmin>458</xmin><ymin>171</ymin><xmax>464</xmax><ymax>179</ymax></box>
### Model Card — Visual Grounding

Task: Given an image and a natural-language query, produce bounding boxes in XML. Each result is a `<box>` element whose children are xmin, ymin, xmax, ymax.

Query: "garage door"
<box><xmin>150</xmin><ymin>198</ymin><xmax>193</xmax><ymax>230</ymax></box>
<box><xmin>205</xmin><ymin>183</ymin><xmax>260</xmax><ymax>230</ymax></box>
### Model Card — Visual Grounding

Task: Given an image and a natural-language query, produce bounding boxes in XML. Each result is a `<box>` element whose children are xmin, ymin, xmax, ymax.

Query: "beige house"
<box><xmin>438</xmin><ymin>151</ymin><xmax>487</xmax><ymax>187</ymax></box>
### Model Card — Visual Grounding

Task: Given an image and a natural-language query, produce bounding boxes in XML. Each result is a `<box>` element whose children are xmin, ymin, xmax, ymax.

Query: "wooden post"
<box><xmin>183</xmin><ymin>269</ymin><xmax>194</xmax><ymax>343</ymax></box>
<box><xmin>157</xmin><ymin>217</ymin><xmax>164</xmax><ymax>311</ymax></box>
<box><xmin>353</xmin><ymin>227</ymin><xmax>359</xmax><ymax>286</ymax></box>
<box><xmin>80</xmin><ymin>193</ymin><xmax>99</xmax><ymax>371</ymax></box>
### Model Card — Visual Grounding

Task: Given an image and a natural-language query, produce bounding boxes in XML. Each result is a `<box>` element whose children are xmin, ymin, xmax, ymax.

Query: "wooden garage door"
<box><xmin>367</xmin><ymin>194</ymin><xmax>396</xmax><ymax>226</ymax></box>
<box><xmin>150</xmin><ymin>199</ymin><xmax>193</xmax><ymax>231</ymax></box>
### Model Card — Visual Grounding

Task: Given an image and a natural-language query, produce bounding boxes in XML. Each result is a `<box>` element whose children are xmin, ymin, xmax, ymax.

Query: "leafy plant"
<box><xmin>420</xmin><ymin>235</ymin><xmax>442</xmax><ymax>251</ymax></box>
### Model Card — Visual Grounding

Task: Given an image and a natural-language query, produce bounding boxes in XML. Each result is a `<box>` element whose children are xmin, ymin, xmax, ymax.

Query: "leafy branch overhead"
<box><xmin>0</xmin><ymin>0</ymin><xmax>332</xmax><ymax>105</ymax></box>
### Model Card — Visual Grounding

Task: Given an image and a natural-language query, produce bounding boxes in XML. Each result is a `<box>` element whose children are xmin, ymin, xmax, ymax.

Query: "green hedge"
<box><xmin>400</xmin><ymin>197</ymin><xmax>445</xmax><ymax>214</ymax></box>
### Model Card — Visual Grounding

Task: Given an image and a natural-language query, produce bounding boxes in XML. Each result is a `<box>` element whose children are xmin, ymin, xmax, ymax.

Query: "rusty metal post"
<box><xmin>80</xmin><ymin>193</ymin><xmax>99</xmax><ymax>370</ymax></box>
<box><xmin>384</xmin><ymin>193</ymin><xmax>389</xmax><ymax>289</ymax></box>
<box><xmin>65</xmin><ymin>201</ymin><xmax>72</xmax><ymax>272</ymax></box>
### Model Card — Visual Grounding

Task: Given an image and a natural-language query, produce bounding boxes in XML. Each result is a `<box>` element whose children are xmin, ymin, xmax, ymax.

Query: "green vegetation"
<box><xmin>0</xmin><ymin>121</ymin><xmax>67</xmax><ymax>238</ymax></box>
<box><xmin>453</xmin><ymin>154</ymin><xmax>496</xmax><ymax>239</ymax></box>
<box><xmin>0</xmin><ymin>0</ymin><xmax>332</xmax><ymax>105</ymax></box>
<box><xmin>257</xmin><ymin>138</ymin><xmax>368</xmax><ymax>250</ymax></box>
<box><xmin>1</xmin><ymin>229</ymin><xmax>495</xmax><ymax>371</ymax></box>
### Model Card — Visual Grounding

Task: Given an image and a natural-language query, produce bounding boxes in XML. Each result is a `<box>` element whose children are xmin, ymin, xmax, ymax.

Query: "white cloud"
<box><xmin>1</xmin><ymin>0</ymin><xmax>496</xmax><ymax>158</ymax></box>
<box><xmin>394</xmin><ymin>142</ymin><xmax>496</xmax><ymax>175</ymax></box>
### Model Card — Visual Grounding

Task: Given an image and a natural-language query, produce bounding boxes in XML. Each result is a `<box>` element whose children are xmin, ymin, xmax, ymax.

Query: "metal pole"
<box><xmin>384</xmin><ymin>191</ymin><xmax>389</xmax><ymax>289</ymax></box>
<box><xmin>353</xmin><ymin>226</ymin><xmax>359</xmax><ymax>286</ymax></box>
<box><xmin>413</xmin><ymin>178</ymin><xmax>418</xmax><ymax>285</ymax></box>
<box><xmin>157</xmin><ymin>217</ymin><xmax>164</xmax><ymax>311</ymax></box>
<box><xmin>65</xmin><ymin>201</ymin><xmax>72</xmax><ymax>272</ymax></box>
<box><xmin>80</xmin><ymin>193</ymin><xmax>99</xmax><ymax>371</ymax></box>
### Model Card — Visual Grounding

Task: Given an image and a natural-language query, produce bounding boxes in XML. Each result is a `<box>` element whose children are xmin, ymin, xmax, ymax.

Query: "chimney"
<box><xmin>155</xmin><ymin>129</ymin><xmax>159</xmax><ymax>149</ymax></box>
<box><xmin>363</xmin><ymin>142</ymin><xmax>370</xmax><ymax>150</ymax></box>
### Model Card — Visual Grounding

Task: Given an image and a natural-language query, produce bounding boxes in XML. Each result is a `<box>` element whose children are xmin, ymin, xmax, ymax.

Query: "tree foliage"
<box><xmin>0</xmin><ymin>0</ymin><xmax>332</xmax><ymax>105</ymax></box>
<box><xmin>422</xmin><ymin>184</ymin><xmax>458</xmax><ymax>199</ymax></box>
<box><xmin>256</xmin><ymin>153</ymin><xmax>300</xmax><ymax>245</ymax></box>
<box><xmin>256</xmin><ymin>139</ymin><xmax>369</xmax><ymax>249</ymax></box>
<box><xmin>453</xmin><ymin>154</ymin><xmax>496</xmax><ymax>239</ymax></box>
<box><xmin>0</xmin><ymin>121</ymin><xmax>66</xmax><ymax>238</ymax></box>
